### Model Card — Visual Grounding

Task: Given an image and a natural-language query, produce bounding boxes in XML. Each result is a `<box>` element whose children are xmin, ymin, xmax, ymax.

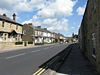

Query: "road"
<box><xmin>0</xmin><ymin>43</ymin><xmax>69</xmax><ymax>75</ymax></box>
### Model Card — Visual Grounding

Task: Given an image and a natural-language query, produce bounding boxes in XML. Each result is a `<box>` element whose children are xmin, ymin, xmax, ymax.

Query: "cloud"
<box><xmin>0</xmin><ymin>0</ymin><xmax>78</xmax><ymax>35</ymax></box>
<box><xmin>22</xmin><ymin>16</ymin><xmax>42</xmax><ymax>26</ymax></box>
<box><xmin>0</xmin><ymin>0</ymin><xmax>45</xmax><ymax>12</ymax></box>
<box><xmin>0</xmin><ymin>0</ymin><xmax>13</xmax><ymax>9</ymax></box>
<box><xmin>0</xmin><ymin>0</ymin><xmax>77</xmax><ymax>17</ymax></box>
<box><xmin>47</xmin><ymin>19</ymin><xmax>69</xmax><ymax>31</ymax></box>
<box><xmin>37</xmin><ymin>0</ymin><xmax>77</xmax><ymax>18</ymax></box>
<box><xmin>22</xmin><ymin>0</ymin><xmax>77</xmax><ymax>33</ymax></box>
<box><xmin>0</xmin><ymin>9</ymin><xmax>9</xmax><ymax>14</ymax></box>
<box><xmin>0</xmin><ymin>8</ymin><xmax>17</xmax><ymax>18</ymax></box>
<box><xmin>14</xmin><ymin>1</ymin><xmax>33</xmax><ymax>12</ymax></box>
<box><xmin>23</xmin><ymin>17</ymin><xmax>69</xmax><ymax>32</ymax></box>
<box><xmin>42</xmin><ymin>18</ymin><xmax>57</xmax><ymax>25</ymax></box>
<box><xmin>77</xmin><ymin>5</ymin><xmax>86</xmax><ymax>15</ymax></box>
<box><xmin>14</xmin><ymin>0</ymin><xmax>45</xmax><ymax>12</ymax></box>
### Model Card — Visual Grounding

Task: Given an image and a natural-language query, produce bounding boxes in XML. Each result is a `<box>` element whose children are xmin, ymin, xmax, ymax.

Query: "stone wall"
<box><xmin>0</xmin><ymin>42</ymin><xmax>15</xmax><ymax>49</ymax></box>
<box><xmin>79</xmin><ymin>0</ymin><xmax>100</xmax><ymax>73</ymax></box>
<box><xmin>0</xmin><ymin>41</ymin><xmax>35</xmax><ymax>50</ymax></box>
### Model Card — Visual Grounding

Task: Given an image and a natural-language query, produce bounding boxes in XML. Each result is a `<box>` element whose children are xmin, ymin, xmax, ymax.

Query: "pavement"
<box><xmin>0</xmin><ymin>43</ymin><xmax>60</xmax><ymax>53</ymax></box>
<box><xmin>0</xmin><ymin>43</ymin><xmax>69</xmax><ymax>75</ymax></box>
<box><xmin>41</xmin><ymin>43</ymin><xmax>99</xmax><ymax>75</ymax></box>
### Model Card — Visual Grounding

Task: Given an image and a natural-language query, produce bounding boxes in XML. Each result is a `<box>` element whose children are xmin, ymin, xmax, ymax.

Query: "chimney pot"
<box><xmin>44</xmin><ymin>28</ymin><xmax>47</xmax><ymax>30</ymax></box>
<box><xmin>3</xmin><ymin>13</ymin><xmax>6</xmax><ymax>17</ymax></box>
<box><xmin>37</xmin><ymin>26</ymin><xmax>41</xmax><ymax>28</ymax></box>
<box><xmin>12</xmin><ymin>13</ymin><xmax>16</xmax><ymax>21</ymax></box>
<box><xmin>28</xmin><ymin>23</ymin><xmax>32</xmax><ymax>25</ymax></box>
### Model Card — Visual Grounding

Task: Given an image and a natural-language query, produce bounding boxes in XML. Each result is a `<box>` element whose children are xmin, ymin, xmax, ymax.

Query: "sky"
<box><xmin>0</xmin><ymin>0</ymin><xmax>87</xmax><ymax>37</ymax></box>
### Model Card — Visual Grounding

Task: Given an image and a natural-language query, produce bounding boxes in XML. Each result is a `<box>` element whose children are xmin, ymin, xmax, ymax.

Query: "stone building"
<box><xmin>0</xmin><ymin>13</ymin><xmax>23</xmax><ymax>42</ymax></box>
<box><xmin>79</xmin><ymin>0</ymin><xmax>100</xmax><ymax>73</ymax></box>
<box><xmin>52</xmin><ymin>32</ymin><xmax>60</xmax><ymax>43</ymax></box>
<box><xmin>58</xmin><ymin>33</ymin><xmax>66</xmax><ymax>43</ymax></box>
<box><xmin>34</xmin><ymin>26</ymin><xmax>54</xmax><ymax>44</ymax></box>
<box><xmin>22</xmin><ymin>23</ymin><xmax>34</xmax><ymax>41</ymax></box>
<box><xmin>22</xmin><ymin>23</ymin><xmax>35</xmax><ymax>46</ymax></box>
<box><xmin>22</xmin><ymin>23</ymin><xmax>66</xmax><ymax>45</ymax></box>
<box><xmin>34</xmin><ymin>26</ymin><xmax>44</xmax><ymax>44</ymax></box>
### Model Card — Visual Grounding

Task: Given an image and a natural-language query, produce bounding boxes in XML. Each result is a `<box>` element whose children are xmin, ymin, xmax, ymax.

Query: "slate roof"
<box><xmin>34</xmin><ymin>26</ymin><xmax>50</xmax><ymax>33</ymax></box>
<box><xmin>0</xmin><ymin>15</ymin><xmax>23</xmax><ymax>26</ymax></box>
<box><xmin>0</xmin><ymin>30</ymin><xmax>22</xmax><ymax>34</ymax></box>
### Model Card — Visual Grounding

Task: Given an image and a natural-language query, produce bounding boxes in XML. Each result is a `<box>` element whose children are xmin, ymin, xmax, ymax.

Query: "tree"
<box><xmin>72</xmin><ymin>33</ymin><xmax>78</xmax><ymax>39</ymax></box>
<box><xmin>72</xmin><ymin>33</ymin><xmax>75</xmax><ymax>38</ymax></box>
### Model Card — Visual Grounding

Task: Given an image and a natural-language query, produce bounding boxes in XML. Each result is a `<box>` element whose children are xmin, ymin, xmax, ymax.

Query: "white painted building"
<box><xmin>33</xmin><ymin>26</ymin><xmax>66</xmax><ymax>44</ymax></box>
<box><xmin>34</xmin><ymin>26</ymin><xmax>56</xmax><ymax>44</ymax></box>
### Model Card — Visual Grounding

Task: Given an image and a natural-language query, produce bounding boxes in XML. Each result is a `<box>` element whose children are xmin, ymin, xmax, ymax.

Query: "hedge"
<box><xmin>15</xmin><ymin>41</ymin><xmax>23</xmax><ymax>45</ymax></box>
<box><xmin>28</xmin><ymin>41</ymin><xmax>33</xmax><ymax>44</ymax></box>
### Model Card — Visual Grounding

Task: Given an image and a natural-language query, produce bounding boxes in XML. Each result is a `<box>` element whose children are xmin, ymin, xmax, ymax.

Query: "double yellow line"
<box><xmin>32</xmin><ymin>56</ymin><xmax>60</xmax><ymax>75</ymax></box>
<box><xmin>32</xmin><ymin>67</ymin><xmax>47</xmax><ymax>75</ymax></box>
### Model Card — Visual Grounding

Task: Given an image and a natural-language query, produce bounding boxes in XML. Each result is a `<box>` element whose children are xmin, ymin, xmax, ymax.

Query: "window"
<box><xmin>35</xmin><ymin>31</ymin><xmax>38</xmax><ymax>35</ymax></box>
<box><xmin>0</xmin><ymin>33</ymin><xmax>3</xmax><ymax>37</ymax></box>
<box><xmin>4</xmin><ymin>34</ymin><xmax>7</xmax><ymax>40</ymax></box>
<box><xmin>2</xmin><ymin>21</ymin><xmax>4</xmax><ymax>27</ymax></box>
<box><xmin>8</xmin><ymin>34</ymin><xmax>10</xmax><ymax>38</ymax></box>
<box><xmin>92</xmin><ymin>33</ymin><xmax>96</xmax><ymax>60</ymax></box>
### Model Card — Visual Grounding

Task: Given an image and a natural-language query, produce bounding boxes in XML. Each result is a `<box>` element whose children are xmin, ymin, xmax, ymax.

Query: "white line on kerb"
<box><xmin>6</xmin><ymin>53</ymin><xmax>26</xmax><ymax>59</ymax></box>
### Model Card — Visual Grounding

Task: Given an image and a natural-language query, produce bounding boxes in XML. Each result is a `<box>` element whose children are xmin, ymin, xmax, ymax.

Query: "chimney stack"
<box><xmin>3</xmin><ymin>13</ymin><xmax>7</xmax><ymax>17</ymax></box>
<box><xmin>37</xmin><ymin>26</ymin><xmax>41</xmax><ymax>28</ymax></box>
<box><xmin>28</xmin><ymin>23</ymin><xmax>32</xmax><ymax>25</ymax></box>
<box><xmin>44</xmin><ymin>28</ymin><xmax>47</xmax><ymax>30</ymax></box>
<box><xmin>12</xmin><ymin>13</ymin><xmax>16</xmax><ymax>21</ymax></box>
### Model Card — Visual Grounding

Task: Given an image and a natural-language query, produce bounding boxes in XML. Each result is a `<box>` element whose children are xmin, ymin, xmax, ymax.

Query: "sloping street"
<box><xmin>41</xmin><ymin>44</ymin><xmax>99</xmax><ymax>75</ymax></box>
<box><xmin>0</xmin><ymin>44</ymin><xmax>68</xmax><ymax>75</ymax></box>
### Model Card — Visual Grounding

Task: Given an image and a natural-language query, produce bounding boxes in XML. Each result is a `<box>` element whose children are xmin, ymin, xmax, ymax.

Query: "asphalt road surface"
<box><xmin>0</xmin><ymin>43</ymin><xmax>69</xmax><ymax>75</ymax></box>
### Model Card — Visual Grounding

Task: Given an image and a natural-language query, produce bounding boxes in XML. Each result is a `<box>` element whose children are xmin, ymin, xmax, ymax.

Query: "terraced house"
<box><xmin>22</xmin><ymin>22</ymin><xmax>67</xmax><ymax>46</ymax></box>
<box><xmin>0</xmin><ymin>13</ymin><xmax>23</xmax><ymax>42</ymax></box>
<box><xmin>34</xmin><ymin>26</ymin><xmax>52</xmax><ymax>44</ymax></box>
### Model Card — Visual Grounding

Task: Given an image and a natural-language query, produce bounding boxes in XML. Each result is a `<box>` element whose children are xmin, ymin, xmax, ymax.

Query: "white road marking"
<box><xmin>44</xmin><ymin>47</ymin><xmax>49</xmax><ymax>49</ymax></box>
<box><xmin>31</xmin><ymin>50</ymin><xmax>41</xmax><ymax>53</ymax></box>
<box><xmin>6</xmin><ymin>53</ymin><xmax>26</xmax><ymax>59</ymax></box>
